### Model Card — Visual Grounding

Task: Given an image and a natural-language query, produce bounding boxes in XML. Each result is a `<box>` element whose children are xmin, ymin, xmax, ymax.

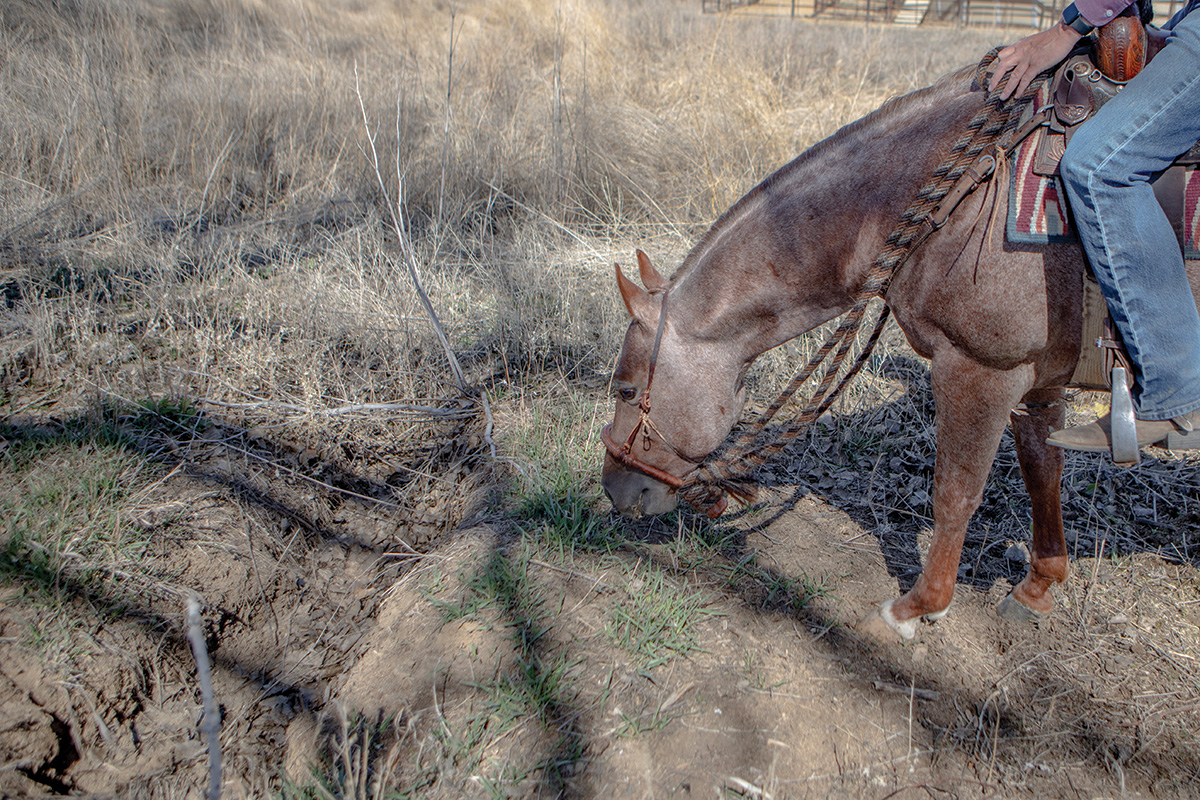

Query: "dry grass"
<box><xmin>0</xmin><ymin>0</ymin><xmax>1012</xmax><ymax>440</ymax></box>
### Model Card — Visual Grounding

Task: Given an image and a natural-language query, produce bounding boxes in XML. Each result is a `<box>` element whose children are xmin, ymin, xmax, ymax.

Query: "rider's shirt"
<box><xmin>1075</xmin><ymin>0</ymin><xmax>1135</xmax><ymax>26</ymax></box>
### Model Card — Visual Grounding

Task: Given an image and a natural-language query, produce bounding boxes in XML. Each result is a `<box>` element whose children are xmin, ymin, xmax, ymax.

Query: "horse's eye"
<box><xmin>617</xmin><ymin>387</ymin><xmax>638</xmax><ymax>402</ymax></box>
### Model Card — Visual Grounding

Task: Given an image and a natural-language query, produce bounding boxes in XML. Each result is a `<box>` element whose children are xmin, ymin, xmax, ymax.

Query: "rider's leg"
<box><xmin>1057</xmin><ymin>8</ymin><xmax>1200</xmax><ymax>438</ymax></box>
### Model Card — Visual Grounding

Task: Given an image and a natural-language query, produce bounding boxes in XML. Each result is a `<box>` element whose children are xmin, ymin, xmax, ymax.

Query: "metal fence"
<box><xmin>703</xmin><ymin>0</ymin><xmax>1190</xmax><ymax>27</ymax></box>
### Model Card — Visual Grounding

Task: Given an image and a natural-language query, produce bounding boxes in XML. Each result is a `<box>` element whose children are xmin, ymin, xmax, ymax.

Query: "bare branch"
<box><xmin>186</xmin><ymin>595</ymin><xmax>222</xmax><ymax>800</ymax></box>
<box><xmin>354</xmin><ymin>62</ymin><xmax>471</xmax><ymax>396</ymax></box>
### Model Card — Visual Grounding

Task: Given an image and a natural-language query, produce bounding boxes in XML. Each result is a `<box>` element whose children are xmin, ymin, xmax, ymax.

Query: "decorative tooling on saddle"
<box><xmin>1095</xmin><ymin>10</ymin><xmax>1147</xmax><ymax>82</ymax></box>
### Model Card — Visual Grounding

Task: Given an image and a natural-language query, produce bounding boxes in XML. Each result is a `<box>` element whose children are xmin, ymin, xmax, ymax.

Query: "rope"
<box><xmin>678</xmin><ymin>50</ymin><xmax>1047</xmax><ymax>512</ymax></box>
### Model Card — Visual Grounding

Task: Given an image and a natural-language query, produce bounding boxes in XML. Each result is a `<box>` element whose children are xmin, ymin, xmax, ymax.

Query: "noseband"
<box><xmin>600</xmin><ymin>287</ymin><xmax>700</xmax><ymax>490</ymax></box>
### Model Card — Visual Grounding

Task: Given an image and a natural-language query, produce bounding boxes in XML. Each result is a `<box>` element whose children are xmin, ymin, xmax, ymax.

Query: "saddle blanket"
<box><xmin>1007</xmin><ymin>132</ymin><xmax>1200</xmax><ymax>260</ymax></box>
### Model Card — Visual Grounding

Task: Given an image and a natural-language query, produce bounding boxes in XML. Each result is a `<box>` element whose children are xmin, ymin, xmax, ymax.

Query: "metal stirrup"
<box><xmin>1109</xmin><ymin>367</ymin><xmax>1139</xmax><ymax>466</ymax></box>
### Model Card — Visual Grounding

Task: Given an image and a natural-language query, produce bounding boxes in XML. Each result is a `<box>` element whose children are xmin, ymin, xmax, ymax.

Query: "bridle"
<box><xmin>599</xmin><ymin>287</ymin><xmax>700</xmax><ymax>490</ymax></box>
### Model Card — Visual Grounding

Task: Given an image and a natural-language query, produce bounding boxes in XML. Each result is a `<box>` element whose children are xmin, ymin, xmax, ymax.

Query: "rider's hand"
<box><xmin>990</xmin><ymin>23</ymin><xmax>1083</xmax><ymax>101</ymax></box>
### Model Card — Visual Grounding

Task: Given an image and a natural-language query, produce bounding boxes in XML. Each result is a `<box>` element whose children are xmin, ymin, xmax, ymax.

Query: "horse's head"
<box><xmin>601</xmin><ymin>251</ymin><xmax>747</xmax><ymax>517</ymax></box>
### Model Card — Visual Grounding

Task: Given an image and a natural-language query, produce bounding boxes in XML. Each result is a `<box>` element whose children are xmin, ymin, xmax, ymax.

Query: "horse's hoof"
<box><xmin>855</xmin><ymin>608</ymin><xmax>902</xmax><ymax>644</ymax></box>
<box><xmin>997</xmin><ymin>592</ymin><xmax>1044</xmax><ymax>625</ymax></box>
<box><xmin>873</xmin><ymin>600</ymin><xmax>919</xmax><ymax>641</ymax></box>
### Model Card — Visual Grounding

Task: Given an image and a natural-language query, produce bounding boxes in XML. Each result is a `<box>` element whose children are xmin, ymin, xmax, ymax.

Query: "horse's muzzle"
<box><xmin>601</xmin><ymin>454</ymin><xmax>680</xmax><ymax>517</ymax></box>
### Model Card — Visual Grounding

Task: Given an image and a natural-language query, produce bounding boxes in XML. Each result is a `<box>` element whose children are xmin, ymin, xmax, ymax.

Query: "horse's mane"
<box><xmin>670</xmin><ymin>63</ymin><xmax>978</xmax><ymax>283</ymax></box>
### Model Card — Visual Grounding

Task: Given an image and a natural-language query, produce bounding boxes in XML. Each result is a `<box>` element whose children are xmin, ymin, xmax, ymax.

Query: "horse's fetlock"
<box><xmin>1032</xmin><ymin>554</ymin><xmax>1070</xmax><ymax>585</ymax></box>
<box><xmin>909</xmin><ymin>577</ymin><xmax>954</xmax><ymax>616</ymax></box>
<box><xmin>1011</xmin><ymin>576</ymin><xmax>1057</xmax><ymax>615</ymax></box>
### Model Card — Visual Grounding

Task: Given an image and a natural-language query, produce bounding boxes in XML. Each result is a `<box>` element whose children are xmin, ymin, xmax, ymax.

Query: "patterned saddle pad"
<box><xmin>1007</xmin><ymin>131</ymin><xmax>1200</xmax><ymax>258</ymax></box>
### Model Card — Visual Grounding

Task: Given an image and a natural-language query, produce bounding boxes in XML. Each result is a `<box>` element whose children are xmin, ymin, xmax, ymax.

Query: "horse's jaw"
<box><xmin>601</xmin><ymin>457</ymin><xmax>680</xmax><ymax>517</ymax></box>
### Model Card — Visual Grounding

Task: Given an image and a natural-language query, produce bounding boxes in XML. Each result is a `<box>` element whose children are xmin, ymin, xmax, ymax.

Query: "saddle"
<box><xmin>1033</xmin><ymin>29</ymin><xmax>1200</xmax><ymax>179</ymax></box>
<box><xmin>1026</xmin><ymin>14</ymin><xmax>1200</xmax><ymax>460</ymax></box>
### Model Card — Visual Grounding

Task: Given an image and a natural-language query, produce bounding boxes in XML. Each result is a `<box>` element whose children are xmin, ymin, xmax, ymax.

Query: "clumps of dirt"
<box><xmin>0</xmin><ymin>400</ymin><xmax>494</xmax><ymax>797</ymax></box>
<box><xmin>0</xmin><ymin>633</ymin><xmax>78</xmax><ymax>795</ymax></box>
<box><xmin>312</xmin><ymin>487</ymin><xmax>1200</xmax><ymax>800</ymax></box>
<box><xmin>5</xmin><ymin>367</ymin><xmax>1200</xmax><ymax>799</ymax></box>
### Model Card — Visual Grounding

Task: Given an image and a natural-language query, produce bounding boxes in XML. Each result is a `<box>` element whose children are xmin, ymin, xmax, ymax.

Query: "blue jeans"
<box><xmin>1060</xmin><ymin>1</ymin><xmax>1200</xmax><ymax>421</ymax></box>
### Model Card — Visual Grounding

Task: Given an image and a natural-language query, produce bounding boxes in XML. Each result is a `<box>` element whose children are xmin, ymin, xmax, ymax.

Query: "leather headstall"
<box><xmin>600</xmin><ymin>287</ymin><xmax>701</xmax><ymax>490</ymax></box>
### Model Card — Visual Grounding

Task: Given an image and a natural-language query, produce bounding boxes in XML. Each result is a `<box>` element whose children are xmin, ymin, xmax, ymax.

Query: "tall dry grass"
<box><xmin>0</xmin><ymin>0</ymin><xmax>1016</xmax><ymax>473</ymax></box>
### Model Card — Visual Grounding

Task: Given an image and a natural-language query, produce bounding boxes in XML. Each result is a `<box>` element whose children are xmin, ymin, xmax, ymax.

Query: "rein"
<box><xmin>610</xmin><ymin>52</ymin><xmax>1054</xmax><ymax>516</ymax></box>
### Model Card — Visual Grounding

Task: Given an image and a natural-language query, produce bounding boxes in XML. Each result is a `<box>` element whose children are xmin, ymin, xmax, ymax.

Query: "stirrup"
<box><xmin>1109</xmin><ymin>367</ymin><xmax>1138</xmax><ymax>466</ymax></box>
<box><xmin>1109</xmin><ymin>366</ymin><xmax>1200</xmax><ymax>460</ymax></box>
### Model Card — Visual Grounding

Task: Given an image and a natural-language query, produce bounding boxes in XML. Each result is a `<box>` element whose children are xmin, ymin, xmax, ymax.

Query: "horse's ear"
<box><xmin>616</xmin><ymin>263</ymin><xmax>655</xmax><ymax>322</ymax></box>
<box><xmin>636</xmin><ymin>250</ymin><xmax>668</xmax><ymax>294</ymax></box>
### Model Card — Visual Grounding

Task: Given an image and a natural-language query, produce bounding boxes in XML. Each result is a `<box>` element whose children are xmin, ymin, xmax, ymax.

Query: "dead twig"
<box><xmin>354</xmin><ymin>63</ymin><xmax>469</xmax><ymax>397</ymax></box>
<box><xmin>198</xmin><ymin>396</ymin><xmax>474</xmax><ymax>419</ymax></box>
<box><xmin>186</xmin><ymin>594</ymin><xmax>222</xmax><ymax>800</ymax></box>
<box><xmin>725</xmin><ymin>775</ymin><xmax>773</xmax><ymax>800</ymax></box>
<box><xmin>872</xmin><ymin>680</ymin><xmax>940</xmax><ymax>702</ymax></box>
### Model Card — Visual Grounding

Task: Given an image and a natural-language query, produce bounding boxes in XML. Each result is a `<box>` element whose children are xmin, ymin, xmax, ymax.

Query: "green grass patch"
<box><xmin>432</xmin><ymin>547</ymin><xmax>548</xmax><ymax>643</ymax></box>
<box><xmin>518</xmin><ymin>488</ymin><xmax>623</xmax><ymax>557</ymax></box>
<box><xmin>415</xmin><ymin>540</ymin><xmax>587</xmax><ymax>797</ymax></box>
<box><xmin>0</xmin><ymin>420</ymin><xmax>161</xmax><ymax>671</ymax></box>
<box><xmin>503</xmin><ymin>385</ymin><xmax>607</xmax><ymax>503</ymax></box>
<box><xmin>132</xmin><ymin>396</ymin><xmax>204</xmax><ymax>432</ymax></box>
<box><xmin>472</xmin><ymin>652</ymin><xmax>584</xmax><ymax>733</ymax></box>
<box><xmin>605</xmin><ymin>562</ymin><xmax>720</xmax><ymax>669</ymax></box>
<box><xmin>1</xmin><ymin>438</ymin><xmax>150</xmax><ymax>597</ymax></box>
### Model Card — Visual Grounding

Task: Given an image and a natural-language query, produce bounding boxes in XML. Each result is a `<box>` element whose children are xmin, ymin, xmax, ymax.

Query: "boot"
<box><xmin>1046</xmin><ymin>410</ymin><xmax>1197</xmax><ymax>453</ymax></box>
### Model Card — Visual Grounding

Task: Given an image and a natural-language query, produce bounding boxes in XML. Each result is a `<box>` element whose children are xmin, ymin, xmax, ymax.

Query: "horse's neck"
<box><xmin>673</xmin><ymin>69</ymin><xmax>984</xmax><ymax>360</ymax></box>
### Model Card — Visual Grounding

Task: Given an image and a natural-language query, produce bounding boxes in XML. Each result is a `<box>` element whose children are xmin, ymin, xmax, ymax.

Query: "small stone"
<box><xmin>1005</xmin><ymin>542</ymin><xmax>1030</xmax><ymax>563</ymax></box>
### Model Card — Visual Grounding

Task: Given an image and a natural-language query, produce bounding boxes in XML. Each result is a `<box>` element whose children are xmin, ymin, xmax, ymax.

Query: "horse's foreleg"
<box><xmin>999</xmin><ymin>389</ymin><xmax>1069</xmax><ymax>621</ymax></box>
<box><xmin>876</xmin><ymin>352</ymin><xmax>1030</xmax><ymax>640</ymax></box>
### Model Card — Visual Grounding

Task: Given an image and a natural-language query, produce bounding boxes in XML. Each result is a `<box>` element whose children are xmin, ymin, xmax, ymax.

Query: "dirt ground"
<box><xmin>2</xmin><ymin>378</ymin><xmax>1200</xmax><ymax>800</ymax></box>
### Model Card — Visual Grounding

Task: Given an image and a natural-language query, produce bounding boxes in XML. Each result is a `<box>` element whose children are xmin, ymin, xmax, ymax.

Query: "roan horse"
<box><xmin>599</xmin><ymin>62</ymin><xmax>1200</xmax><ymax>641</ymax></box>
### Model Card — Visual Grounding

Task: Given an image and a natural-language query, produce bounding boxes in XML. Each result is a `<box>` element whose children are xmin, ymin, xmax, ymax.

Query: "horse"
<box><xmin>599</xmin><ymin>62</ymin><xmax>1200</xmax><ymax>641</ymax></box>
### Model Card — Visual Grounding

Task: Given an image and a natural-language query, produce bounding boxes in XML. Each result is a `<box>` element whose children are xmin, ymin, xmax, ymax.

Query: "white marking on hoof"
<box><xmin>924</xmin><ymin>605</ymin><xmax>950</xmax><ymax>623</ymax></box>
<box><xmin>878</xmin><ymin>599</ymin><xmax>919</xmax><ymax>641</ymax></box>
